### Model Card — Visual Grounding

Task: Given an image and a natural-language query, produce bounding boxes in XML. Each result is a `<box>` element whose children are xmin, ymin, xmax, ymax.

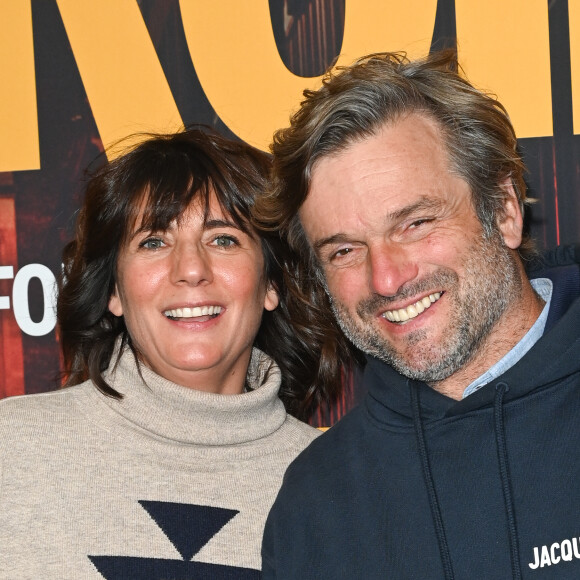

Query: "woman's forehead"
<box><xmin>129</xmin><ymin>186</ymin><xmax>248</xmax><ymax>234</ymax></box>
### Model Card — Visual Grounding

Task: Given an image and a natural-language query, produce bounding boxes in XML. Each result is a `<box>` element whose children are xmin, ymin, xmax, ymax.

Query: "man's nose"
<box><xmin>368</xmin><ymin>243</ymin><xmax>418</xmax><ymax>297</ymax></box>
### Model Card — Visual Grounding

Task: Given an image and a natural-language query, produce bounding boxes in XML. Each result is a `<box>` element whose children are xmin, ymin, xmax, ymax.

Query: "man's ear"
<box><xmin>108</xmin><ymin>285</ymin><xmax>123</xmax><ymax>317</ymax></box>
<box><xmin>497</xmin><ymin>177</ymin><xmax>523</xmax><ymax>250</ymax></box>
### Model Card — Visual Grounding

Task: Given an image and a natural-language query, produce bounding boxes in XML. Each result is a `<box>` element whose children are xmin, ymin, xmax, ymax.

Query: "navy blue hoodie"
<box><xmin>262</xmin><ymin>257</ymin><xmax>580</xmax><ymax>579</ymax></box>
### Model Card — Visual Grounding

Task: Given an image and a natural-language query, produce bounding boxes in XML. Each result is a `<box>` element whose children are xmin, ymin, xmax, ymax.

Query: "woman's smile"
<box><xmin>163</xmin><ymin>304</ymin><xmax>223</xmax><ymax>321</ymax></box>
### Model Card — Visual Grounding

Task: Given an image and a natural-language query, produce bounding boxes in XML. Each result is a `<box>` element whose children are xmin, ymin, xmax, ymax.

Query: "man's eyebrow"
<box><xmin>387</xmin><ymin>197</ymin><xmax>443</xmax><ymax>222</ymax></box>
<box><xmin>313</xmin><ymin>233</ymin><xmax>352</xmax><ymax>254</ymax></box>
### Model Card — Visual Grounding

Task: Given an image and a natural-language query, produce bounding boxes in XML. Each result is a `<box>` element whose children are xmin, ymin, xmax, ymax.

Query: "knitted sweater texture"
<box><xmin>0</xmin><ymin>347</ymin><xmax>319</xmax><ymax>579</ymax></box>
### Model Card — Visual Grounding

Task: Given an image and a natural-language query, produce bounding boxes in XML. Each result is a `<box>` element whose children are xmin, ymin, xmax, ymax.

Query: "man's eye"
<box><xmin>330</xmin><ymin>247</ymin><xmax>353</xmax><ymax>260</ymax></box>
<box><xmin>213</xmin><ymin>235</ymin><xmax>238</xmax><ymax>248</ymax></box>
<box><xmin>409</xmin><ymin>218</ymin><xmax>432</xmax><ymax>229</ymax></box>
<box><xmin>139</xmin><ymin>237</ymin><xmax>164</xmax><ymax>249</ymax></box>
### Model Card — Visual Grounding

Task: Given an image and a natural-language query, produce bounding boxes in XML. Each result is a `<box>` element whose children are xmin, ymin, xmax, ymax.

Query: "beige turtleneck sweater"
<box><xmin>0</xmin><ymin>348</ymin><xmax>319</xmax><ymax>579</ymax></box>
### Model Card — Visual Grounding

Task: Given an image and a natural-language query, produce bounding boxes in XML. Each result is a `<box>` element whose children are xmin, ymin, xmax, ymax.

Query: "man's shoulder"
<box><xmin>264</xmin><ymin>403</ymin><xmax>382</xmax><ymax>568</ymax></box>
<box><xmin>283</xmin><ymin>405</ymin><xmax>369</xmax><ymax>484</ymax></box>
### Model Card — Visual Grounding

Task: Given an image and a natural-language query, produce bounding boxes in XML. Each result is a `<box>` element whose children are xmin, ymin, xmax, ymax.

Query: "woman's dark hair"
<box><xmin>58</xmin><ymin>126</ymin><xmax>333</xmax><ymax>419</ymax></box>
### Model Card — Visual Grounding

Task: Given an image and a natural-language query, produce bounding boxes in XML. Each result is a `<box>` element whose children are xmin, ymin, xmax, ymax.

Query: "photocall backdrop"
<box><xmin>0</xmin><ymin>0</ymin><xmax>578</xmax><ymax>427</ymax></box>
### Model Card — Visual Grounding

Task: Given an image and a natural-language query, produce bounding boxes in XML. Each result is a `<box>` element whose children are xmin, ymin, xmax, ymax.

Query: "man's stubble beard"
<box><xmin>326</xmin><ymin>231</ymin><xmax>522</xmax><ymax>384</ymax></box>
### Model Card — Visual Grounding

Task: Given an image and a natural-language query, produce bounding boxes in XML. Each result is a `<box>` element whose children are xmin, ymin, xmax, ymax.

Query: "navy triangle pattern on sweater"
<box><xmin>90</xmin><ymin>501</ymin><xmax>259</xmax><ymax>579</ymax></box>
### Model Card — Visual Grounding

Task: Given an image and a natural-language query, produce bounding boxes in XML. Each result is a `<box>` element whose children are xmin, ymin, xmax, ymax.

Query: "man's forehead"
<box><xmin>309</xmin><ymin>114</ymin><xmax>447</xmax><ymax>179</ymax></box>
<box><xmin>298</xmin><ymin>114</ymin><xmax>472</xmax><ymax>248</ymax></box>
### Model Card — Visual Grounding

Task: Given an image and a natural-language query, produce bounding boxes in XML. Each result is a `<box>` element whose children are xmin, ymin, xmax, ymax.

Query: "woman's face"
<box><xmin>108</xmin><ymin>191</ymin><xmax>279</xmax><ymax>394</ymax></box>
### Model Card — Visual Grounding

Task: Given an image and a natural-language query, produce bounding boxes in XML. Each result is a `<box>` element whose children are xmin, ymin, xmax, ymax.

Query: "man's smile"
<box><xmin>381</xmin><ymin>292</ymin><xmax>442</xmax><ymax>324</ymax></box>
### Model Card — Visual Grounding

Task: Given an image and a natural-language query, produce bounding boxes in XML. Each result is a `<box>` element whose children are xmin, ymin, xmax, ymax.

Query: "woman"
<box><xmin>0</xmin><ymin>128</ymin><xmax>323</xmax><ymax>578</ymax></box>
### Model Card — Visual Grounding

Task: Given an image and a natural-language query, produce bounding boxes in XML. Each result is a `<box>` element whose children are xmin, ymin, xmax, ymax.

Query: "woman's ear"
<box><xmin>497</xmin><ymin>177</ymin><xmax>524</xmax><ymax>250</ymax></box>
<box><xmin>264</xmin><ymin>282</ymin><xmax>279</xmax><ymax>312</ymax></box>
<box><xmin>108</xmin><ymin>285</ymin><xmax>124</xmax><ymax>317</ymax></box>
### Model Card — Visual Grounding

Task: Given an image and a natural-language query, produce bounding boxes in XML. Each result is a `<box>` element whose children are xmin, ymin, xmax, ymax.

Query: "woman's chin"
<box><xmin>147</xmin><ymin>350</ymin><xmax>251</xmax><ymax>393</ymax></box>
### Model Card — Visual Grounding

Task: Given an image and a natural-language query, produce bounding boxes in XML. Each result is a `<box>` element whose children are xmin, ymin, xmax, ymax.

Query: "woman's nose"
<box><xmin>170</xmin><ymin>243</ymin><xmax>213</xmax><ymax>286</ymax></box>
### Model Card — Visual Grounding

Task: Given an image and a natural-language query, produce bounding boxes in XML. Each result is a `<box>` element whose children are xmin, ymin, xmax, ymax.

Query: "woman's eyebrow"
<box><xmin>128</xmin><ymin>224</ymin><xmax>159</xmax><ymax>242</ymax></box>
<box><xmin>204</xmin><ymin>218</ymin><xmax>240</xmax><ymax>230</ymax></box>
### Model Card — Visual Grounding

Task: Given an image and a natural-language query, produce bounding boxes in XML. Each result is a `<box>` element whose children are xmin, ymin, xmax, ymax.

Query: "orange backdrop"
<box><xmin>0</xmin><ymin>0</ymin><xmax>578</xmax><ymax>426</ymax></box>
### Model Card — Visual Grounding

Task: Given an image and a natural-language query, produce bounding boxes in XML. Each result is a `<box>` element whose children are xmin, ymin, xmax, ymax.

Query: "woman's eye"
<box><xmin>139</xmin><ymin>237</ymin><xmax>164</xmax><ymax>250</ymax></box>
<box><xmin>213</xmin><ymin>235</ymin><xmax>238</xmax><ymax>248</ymax></box>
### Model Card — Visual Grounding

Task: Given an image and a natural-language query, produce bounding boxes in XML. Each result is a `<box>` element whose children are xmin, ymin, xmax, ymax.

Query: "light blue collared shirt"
<box><xmin>462</xmin><ymin>278</ymin><xmax>553</xmax><ymax>398</ymax></box>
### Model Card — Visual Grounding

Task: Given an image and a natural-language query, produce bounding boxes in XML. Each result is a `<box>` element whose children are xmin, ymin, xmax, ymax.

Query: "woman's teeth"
<box><xmin>382</xmin><ymin>293</ymin><xmax>441</xmax><ymax>323</ymax></box>
<box><xmin>164</xmin><ymin>306</ymin><xmax>222</xmax><ymax>319</ymax></box>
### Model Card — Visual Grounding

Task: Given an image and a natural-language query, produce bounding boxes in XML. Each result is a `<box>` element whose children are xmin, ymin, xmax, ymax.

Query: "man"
<box><xmin>256</xmin><ymin>50</ymin><xmax>580</xmax><ymax>578</ymax></box>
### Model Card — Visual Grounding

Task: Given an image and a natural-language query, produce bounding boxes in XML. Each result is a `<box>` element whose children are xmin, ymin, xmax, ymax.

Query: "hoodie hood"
<box><xmin>365</xmin><ymin>283</ymin><xmax>580</xmax><ymax>424</ymax></box>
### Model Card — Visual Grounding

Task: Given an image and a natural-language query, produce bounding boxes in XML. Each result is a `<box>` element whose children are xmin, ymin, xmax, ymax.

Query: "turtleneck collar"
<box><xmin>85</xmin><ymin>347</ymin><xmax>287</xmax><ymax>447</ymax></box>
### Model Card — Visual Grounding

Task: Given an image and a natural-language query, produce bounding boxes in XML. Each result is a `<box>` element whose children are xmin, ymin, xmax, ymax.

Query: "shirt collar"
<box><xmin>462</xmin><ymin>278</ymin><xmax>553</xmax><ymax>398</ymax></box>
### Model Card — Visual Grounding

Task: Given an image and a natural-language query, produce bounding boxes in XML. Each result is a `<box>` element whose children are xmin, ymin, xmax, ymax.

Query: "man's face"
<box><xmin>299</xmin><ymin>113</ymin><xmax>525</xmax><ymax>393</ymax></box>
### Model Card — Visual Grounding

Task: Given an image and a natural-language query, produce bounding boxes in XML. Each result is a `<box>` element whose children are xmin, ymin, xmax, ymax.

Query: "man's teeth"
<box><xmin>382</xmin><ymin>293</ymin><xmax>441</xmax><ymax>323</ymax></box>
<box><xmin>164</xmin><ymin>306</ymin><xmax>222</xmax><ymax>319</ymax></box>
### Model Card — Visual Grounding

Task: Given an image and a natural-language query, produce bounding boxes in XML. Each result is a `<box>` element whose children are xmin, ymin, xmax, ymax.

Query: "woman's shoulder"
<box><xmin>0</xmin><ymin>384</ymin><xmax>90</xmax><ymax>436</ymax></box>
<box><xmin>279</xmin><ymin>415</ymin><xmax>322</xmax><ymax>451</ymax></box>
